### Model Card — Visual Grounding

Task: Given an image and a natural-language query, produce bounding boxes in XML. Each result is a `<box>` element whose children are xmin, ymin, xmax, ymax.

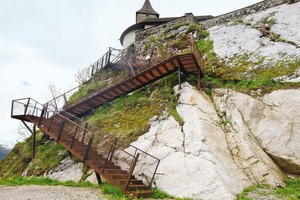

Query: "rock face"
<box><xmin>208</xmin><ymin>1</ymin><xmax>300</xmax><ymax>82</ymax></box>
<box><xmin>46</xmin><ymin>157</ymin><xmax>84</xmax><ymax>182</ymax></box>
<box><xmin>125</xmin><ymin>82</ymin><xmax>296</xmax><ymax>199</ymax></box>
<box><xmin>214</xmin><ymin>89</ymin><xmax>300</xmax><ymax>175</ymax></box>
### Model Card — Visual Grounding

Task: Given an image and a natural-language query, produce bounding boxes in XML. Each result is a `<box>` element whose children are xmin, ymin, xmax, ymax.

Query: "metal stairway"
<box><xmin>11</xmin><ymin>38</ymin><xmax>204</xmax><ymax>198</ymax></box>
<box><xmin>11</xmin><ymin>98</ymin><xmax>160</xmax><ymax>198</ymax></box>
<box><xmin>46</xmin><ymin>39</ymin><xmax>204</xmax><ymax>118</ymax></box>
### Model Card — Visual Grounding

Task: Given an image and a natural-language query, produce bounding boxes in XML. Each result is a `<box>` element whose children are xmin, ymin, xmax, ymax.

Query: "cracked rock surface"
<box><xmin>124</xmin><ymin>83</ymin><xmax>300</xmax><ymax>199</ymax></box>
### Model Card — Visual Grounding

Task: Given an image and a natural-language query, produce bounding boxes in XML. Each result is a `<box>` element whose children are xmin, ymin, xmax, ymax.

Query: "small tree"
<box><xmin>43</xmin><ymin>82</ymin><xmax>62</xmax><ymax>112</ymax></box>
<box><xmin>74</xmin><ymin>65</ymin><xmax>92</xmax><ymax>85</ymax></box>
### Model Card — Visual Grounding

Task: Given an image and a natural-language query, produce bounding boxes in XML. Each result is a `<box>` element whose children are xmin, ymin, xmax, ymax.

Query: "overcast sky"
<box><xmin>0</xmin><ymin>0</ymin><xmax>261</xmax><ymax>148</ymax></box>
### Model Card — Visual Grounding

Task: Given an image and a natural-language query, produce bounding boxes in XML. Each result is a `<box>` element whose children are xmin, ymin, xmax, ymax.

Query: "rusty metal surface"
<box><xmin>11</xmin><ymin>98</ymin><xmax>158</xmax><ymax>198</ymax></box>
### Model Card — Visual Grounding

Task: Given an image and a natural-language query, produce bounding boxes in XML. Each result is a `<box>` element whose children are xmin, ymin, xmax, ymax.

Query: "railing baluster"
<box><xmin>83</xmin><ymin>134</ymin><xmax>94</xmax><ymax>161</ymax></box>
<box><xmin>125</xmin><ymin>153</ymin><xmax>140</xmax><ymax>191</ymax></box>
<box><xmin>56</xmin><ymin>121</ymin><xmax>65</xmax><ymax>141</ymax></box>
<box><xmin>38</xmin><ymin>107</ymin><xmax>46</xmax><ymax>127</ymax></box>
<box><xmin>24</xmin><ymin>98</ymin><xmax>30</xmax><ymax>115</ymax></box>
<box><xmin>63</xmin><ymin>94</ymin><xmax>69</xmax><ymax>109</ymax></box>
<box><xmin>150</xmin><ymin>159</ymin><xmax>160</xmax><ymax>187</ymax></box>
<box><xmin>102</xmin><ymin>141</ymin><xmax>116</xmax><ymax>173</ymax></box>
<box><xmin>70</xmin><ymin>125</ymin><xmax>79</xmax><ymax>149</ymax></box>
<box><xmin>81</xmin><ymin>122</ymin><xmax>88</xmax><ymax>143</ymax></box>
<box><xmin>48</xmin><ymin>117</ymin><xmax>53</xmax><ymax>132</ymax></box>
<box><xmin>109</xmin><ymin>138</ymin><xmax>118</xmax><ymax>162</ymax></box>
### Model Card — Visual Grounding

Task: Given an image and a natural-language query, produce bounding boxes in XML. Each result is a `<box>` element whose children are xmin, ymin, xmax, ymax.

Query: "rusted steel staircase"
<box><xmin>11</xmin><ymin>37</ymin><xmax>204</xmax><ymax>198</ymax></box>
<box><xmin>11</xmin><ymin>98</ymin><xmax>160</xmax><ymax>198</ymax></box>
<box><xmin>47</xmin><ymin>39</ymin><xmax>204</xmax><ymax>118</ymax></box>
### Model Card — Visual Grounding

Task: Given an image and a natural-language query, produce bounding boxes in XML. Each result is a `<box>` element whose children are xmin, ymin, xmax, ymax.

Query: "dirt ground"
<box><xmin>0</xmin><ymin>185</ymin><xmax>108</xmax><ymax>200</ymax></box>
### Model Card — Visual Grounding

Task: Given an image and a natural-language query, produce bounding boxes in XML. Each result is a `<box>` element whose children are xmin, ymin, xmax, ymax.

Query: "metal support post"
<box><xmin>178</xmin><ymin>66</ymin><xmax>181</xmax><ymax>90</ymax></box>
<box><xmin>32</xmin><ymin>125</ymin><xmax>36</xmax><ymax>159</ymax></box>
<box><xmin>95</xmin><ymin>172</ymin><xmax>102</xmax><ymax>185</ymax></box>
<box><xmin>197</xmin><ymin>69</ymin><xmax>201</xmax><ymax>90</ymax></box>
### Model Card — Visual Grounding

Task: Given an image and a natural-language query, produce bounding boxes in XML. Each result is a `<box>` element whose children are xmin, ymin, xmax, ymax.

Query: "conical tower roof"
<box><xmin>137</xmin><ymin>0</ymin><xmax>159</xmax><ymax>16</ymax></box>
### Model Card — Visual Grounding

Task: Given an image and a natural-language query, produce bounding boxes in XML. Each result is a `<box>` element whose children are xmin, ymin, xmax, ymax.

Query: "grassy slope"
<box><xmin>0</xmin><ymin>132</ymin><xmax>68</xmax><ymax>178</ymax></box>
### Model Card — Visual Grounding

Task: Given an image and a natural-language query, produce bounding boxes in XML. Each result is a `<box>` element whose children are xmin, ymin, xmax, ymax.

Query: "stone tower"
<box><xmin>136</xmin><ymin>0</ymin><xmax>159</xmax><ymax>23</ymax></box>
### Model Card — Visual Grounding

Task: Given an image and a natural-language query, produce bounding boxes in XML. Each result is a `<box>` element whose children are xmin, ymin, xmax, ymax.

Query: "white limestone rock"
<box><xmin>86</xmin><ymin>171</ymin><xmax>99</xmax><ymax>185</ymax></box>
<box><xmin>213</xmin><ymin>89</ymin><xmax>300</xmax><ymax>174</ymax></box>
<box><xmin>125</xmin><ymin>83</ymin><xmax>249</xmax><ymax>199</ymax></box>
<box><xmin>46</xmin><ymin>157</ymin><xmax>83</xmax><ymax>182</ymax></box>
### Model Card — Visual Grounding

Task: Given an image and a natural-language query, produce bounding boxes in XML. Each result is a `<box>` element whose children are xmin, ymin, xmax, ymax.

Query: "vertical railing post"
<box><xmin>93</xmin><ymin>77</ymin><xmax>100</xmax><ymax>92</ymax></box>
<box><xmin>109</xmin><ymin>138</ymin><xmax>118</xmax><ymax>162</ymax></box>
<box><xmin>47</xmin><ymin>117</ymin><xmax>53</xmax><ymax>132</ymax></box>
<box><xmin>24</xmin><ymin>98</ymin><xmax>31</xmax><ymax>115</ymax></box>
<box><xmin>63</xmin><ymin>94</ymin><xmax>69</xmax><ymax>109</ymax></box>
<box><xmin>32</xmin><ymin>101</ymin><xmax>38</xmax><ymax>116</ymax></box>
<box><xmin>102</xmin><ymin>141</ymin><xmax>117</xmax><ymax>173</ymax></box>
<box><xmin>107</xmin><ymin>49</ymin><xmax>111</xmax><ymax>65</ymax></box>
<box><xmin>70</xmin><ymin>125</ymin><xmax>79</xmax><ymax>149</ymax></box>
<box><xmin>81</xmin><ymin>122</ymin><xmax>88</xmax><ymax>143</ymax></box>
<box><xmin>83</xmin><ymin>134</ymin><xmax>94</xmax><ymax>161</ymax></box>
<box><xmin>150</xmin><ymin>159</ymin><xmax>160</xmax><ymax>187</ymax></box>
<box><xmin>125</xmin><ymin>153</ymin><xmax>140</xmax><ymax>191</ymax></box>
<box><xmin>178</xmin><ymin>65</ymin><xmax>181</xmax><ymax>90</ymax></box>
<box><xmin>197</xmin><ymin>69</ymin><xmax>201</xmax><ymax>90</ymax></box>
<box><xmin>38</xmin><ymin>106</ymin><xmax>46</xmax><ymax>127</ymax></box>
<box><xmin>56</xmin><ymin>121</ymin><xmax>65</xmax><ymax>141</ymax></box>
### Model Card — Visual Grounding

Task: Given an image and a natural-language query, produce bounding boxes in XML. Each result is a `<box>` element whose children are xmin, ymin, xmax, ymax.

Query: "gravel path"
<box><xmin>0</xmin><ymin>185</ymin><xmax>108</xmax><ymax>200</ymax></box>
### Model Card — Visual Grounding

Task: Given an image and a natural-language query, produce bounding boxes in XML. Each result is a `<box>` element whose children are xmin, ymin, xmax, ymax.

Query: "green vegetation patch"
<box><xmin>195</xmin><ymin>27</ymin><xmax>300</xmax><ymax>95</ymax></box>
<box><xmin>85</xmin><ymin>73</ymin><xmax>182</xmax><ymax>146</ymax></box>
<box><xmin>68</xmin><ymin>66</ymin><xmax>131</xmax><ymax>106</ymax></box>
<box><xmin>0</xmin><ymin>133</ymin><xmax>68</xmax><ymax>178</ymax></box>
<box><xmin>237</xmin><ymin>178</ymin><xmax>300</xmax><ymax>200</ymax></box>
<box><xmin>0</xmin><ymin>176</ymin><xmax>98</xmax><ymax>188</ymax></box>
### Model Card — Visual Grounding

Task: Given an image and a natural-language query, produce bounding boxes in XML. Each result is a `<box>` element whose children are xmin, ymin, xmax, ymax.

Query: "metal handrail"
<box><xmin>44</xmin><ymin>37</ymin><xmax>202</xmax><ymax>114</ymax></box>
<box><xmin>11</xmin><ymin>97</ymin><xmax>160</xmax><ymax>187</ymax></box>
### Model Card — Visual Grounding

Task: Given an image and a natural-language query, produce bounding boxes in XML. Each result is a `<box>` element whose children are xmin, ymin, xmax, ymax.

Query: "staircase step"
<box><xmin>131</xmin><ymin>190</ymin><xmax>155</xmax><ymax>198</ymax></box>
<box><xmin>103</xmin><ymin>169</ymin><xmax>128</xmax><ymax>174</ymax></box>
<box><xmin>127</xmin><ymin>184</ymin><xmax>150</xmax><ymax>191</ymax></box>
<box><xmin>119</xmin><ymin>179</ymin><xmax>143</xmax><ymax>185</ymax></box>
<box><xmin>110</xmin><ymin>174</ymin><xmax>134</xmax><ymax>179</ymax></box>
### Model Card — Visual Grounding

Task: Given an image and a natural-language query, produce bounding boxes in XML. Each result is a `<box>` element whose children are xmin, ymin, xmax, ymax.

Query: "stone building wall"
<box><xmin>135</xmin><ymin>13</ymin><xmax>197</xmax><ymax>42</ymax></box>
<box><xmin>199</xmin><ymin>0</ymin><xmax>300</xmax><ymax>28</ymax></box>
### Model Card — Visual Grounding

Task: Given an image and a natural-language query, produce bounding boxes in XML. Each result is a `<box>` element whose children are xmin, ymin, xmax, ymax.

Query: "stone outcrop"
<box><xmin>208</xmin><ymin>1</ymin><xmax>300</xmax><ymax>82</ymax></box>
<box><xmin>119</xmin><ymin>82</ymin><xmax>294</xmax><ymax>199</ymax></box>
<box><xmin>213</xmin><ymin>89</ymin><xmax>300</xmax><ymax>175</ymax></box>
<box><xmin>46</xmin><ymin>157</ymin><xmax>84</xmax><ymax>182</ymax></box>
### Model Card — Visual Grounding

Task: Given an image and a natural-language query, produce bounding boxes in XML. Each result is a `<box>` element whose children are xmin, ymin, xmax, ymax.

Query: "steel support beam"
<box><xmin>95</xmin><ymin>172</ymin><xmax>102</xmax><ymax>185</ymax></box>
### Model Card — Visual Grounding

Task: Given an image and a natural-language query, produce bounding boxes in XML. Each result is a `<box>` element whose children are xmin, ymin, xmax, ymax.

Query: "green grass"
<box><xmin>101</xmin><ymin>183</ymin><xmax>126</xmax><ymax>199</ymax></box>
<box><xmin>190</xmin><ymin>75</ymin><xmax>300</xmax><ymax>96</ymax></box>
<box><xmin>101</xmin><ymin>183</ymin><xmax>193</xmax><ymax>200</ymax></box>
<box><xmin>237</xmin><ymin>178</ymin><xmax>300</xmax><ymax>200</ymax></box>
<box><xmin>0</xmin><ymin>176</ymin><xmax>98</xmax><ymax>188</ymax></box>
<box><xmin>84</xmin><ymin>73</ymin><xmax>182</xmax><ymax>147</ymax></box>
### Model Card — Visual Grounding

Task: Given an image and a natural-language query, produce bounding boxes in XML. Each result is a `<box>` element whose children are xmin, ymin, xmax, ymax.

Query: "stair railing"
<box><xmin>44</xmin><ymin>37</ymin><xmax>202</xmax><ymax>114</ymax></box>
<box><xmin>11</xmin><ymin>97</ymin><xmax>161</xmax><ymax>188</ymax></box>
